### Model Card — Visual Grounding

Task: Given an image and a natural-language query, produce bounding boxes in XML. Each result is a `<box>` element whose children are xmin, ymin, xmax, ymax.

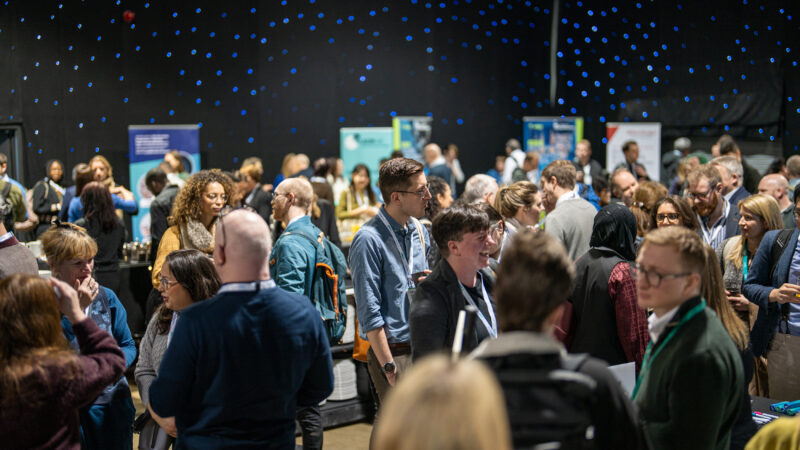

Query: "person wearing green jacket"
<box><xmin>633</xmin><ymin>226</ymin><xmax>744</xmax><ymax>450</ymax></box>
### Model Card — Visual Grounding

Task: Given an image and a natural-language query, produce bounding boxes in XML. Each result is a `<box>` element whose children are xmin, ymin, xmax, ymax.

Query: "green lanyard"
<box><xmin>631</xmin><ymin>300</ymin><xmax>706</xmax><ymax>400</ymax></box>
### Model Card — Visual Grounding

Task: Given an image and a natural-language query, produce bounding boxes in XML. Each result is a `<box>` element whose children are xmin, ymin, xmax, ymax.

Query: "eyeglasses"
<box><xmin>396</xmin><ymin>185</ymin><xmax>431</xmax><ymax>198</ymax></box>
<box><xmin>158</xmin><ymin>276</ymin><xmax>178</xmax><ymax>290</ymax></box>
<box><xmin>490</xmin><ymin>221</ymin><xmax>504</xmax><ymax>234</ymax></box>
<box><xmin>687</xmin><ymin>187</ymin><xmax>715</xmax><ymax>201</ymax></box>
<box><xmin>656</xmin><ymin>213</ymin><xmax>680</xmax><ymax>222</ymax></box>
<box><xmin>218</xmin><ymin>205</ymin><xmax>257</xmax><ymax>252</ymax></box>
<box><xmin>631</xmin><ymin>263</ymin><xmax>694</xmax><ymax>288</ymax></box>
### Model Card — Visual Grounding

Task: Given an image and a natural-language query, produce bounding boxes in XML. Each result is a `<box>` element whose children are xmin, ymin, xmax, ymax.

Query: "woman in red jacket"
<box><xmin>0</xmin><ymin>274</ymin><xmax>126</xmax><ymax>449</ymax></box>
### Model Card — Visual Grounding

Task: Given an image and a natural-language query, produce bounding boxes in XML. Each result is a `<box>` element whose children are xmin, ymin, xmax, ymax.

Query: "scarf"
<box><xmin>179</xmin><ymin>218</ymin><xmax>215</xmax><ymax>253</ymax></box>
<box><xmin>589</xmin><ymin>203</ymin><xmax>637</xmax><ymax>261</ymax></box>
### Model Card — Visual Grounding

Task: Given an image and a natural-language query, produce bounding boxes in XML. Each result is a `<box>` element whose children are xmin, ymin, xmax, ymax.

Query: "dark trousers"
<box><xmin>296</xmin><ymin>405</ymin><xmax>322</xmax><ymax>450</ymax></box>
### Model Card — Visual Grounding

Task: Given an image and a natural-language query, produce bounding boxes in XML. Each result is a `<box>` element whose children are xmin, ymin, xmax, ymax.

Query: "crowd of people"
<box><xmin>1</xmin><ymin>135</ymin><xmax>800</xmax><ymax>449</ymax></box>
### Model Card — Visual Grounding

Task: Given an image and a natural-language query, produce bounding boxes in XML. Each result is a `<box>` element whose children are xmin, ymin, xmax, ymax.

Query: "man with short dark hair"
<box><xmin>410</xmin><ymin>203</ymin><xmax>497</xmax><ymax>360</ymax></box>
<box><xmin>148</xmin><ymin>209</ymin><xmax>333</xmax><ymax>448</ymax></box>
<box><xmin>472</xmin><ymin>231</ymin><xmax>647</xmax><ymax>449</ymax></box>
<box><xmin>634</xmin><ymin>226</ymin><xmax>743</xmax><ymax>449</ymax></box>
<box><xmin>540</xmin><ymin>160</ymin><xmax>596</xmax><ymax>260</ymax></box>
<box><xmin>350</xmin><ymin>158</ymin><xmax>431</xmax><ymax>402</ymax></box>
<box><xmin>616</xmin><ymin>140</ymin><xmax>649</xmax><ymax>181</ymax></box>
<box><xmin>687</xmin><ymin>164</ymin><xmax>740</xmax><ymax>250</ymax></box>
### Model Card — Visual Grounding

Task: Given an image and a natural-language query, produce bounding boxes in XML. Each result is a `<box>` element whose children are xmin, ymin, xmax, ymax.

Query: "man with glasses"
<box><xmin>268</xmin><ymin>177</ymin><xmax>332</xmax><ymax>450</ymax></box>
<box><xmin>633</xmin><ymin>226</ymin><xmax>743</xmax><ymax>450</ymax></box>
<box><xmin>350</xmin><ymin>158</ymin><xmax>431</xmax><ymax>404</ymax></box>
<box><xmin>687</xmin><ymin>164</ymin><xmax>740</xmax><ymax>250</ymax></box>
<box><xmin>410</xmin><ymin>202</ymin><xmax>497</xmax><ymax>360</ymax></box>
<box><xmin>149</xmin><ymin>209</ymin><xmax>333</xmax><ymax>448</ymax></box>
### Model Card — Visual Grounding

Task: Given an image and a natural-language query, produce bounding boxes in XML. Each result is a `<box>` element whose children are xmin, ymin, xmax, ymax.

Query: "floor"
<box><xmin>130</xmin><ymin>378</ymin><xmax>372</xmax><ymax>449</ymax></box>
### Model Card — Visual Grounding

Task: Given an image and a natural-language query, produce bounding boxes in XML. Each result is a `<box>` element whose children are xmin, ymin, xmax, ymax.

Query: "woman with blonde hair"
<box><xmin>373</xmin><ymin>355</ymin><xmax>511</xmax><ymax>450</ymax></box>
<box><xmin>88</xmin><ymin>155</ymin><xmax>135</xmax><ymax>201</ymax></box>
<box><xmin>272</xmin><ymin>153</ymin><xmax>296</xmax><ymax>188</ymax></box>
<box><xmin>701</xmin><ymin>244</ymin><xmax>757</xmax><ymax>448</ymax></box>
<box><xmin>717</xmin><ymin>194</ymin><xmax>783</xmax><ymax>325</ymax></box>
<box><xmin>494</xmin><ymin>181</ymin><xmax>543</xmax><ymax>241</ymax></box>
<box><xmin>0</xmin><ymin>274</ymin><xmax>127</xmax><ymax>449</ymax></box>
<box><xmin>152</xmin><ymin>169</ymin><xmax>233</xmax><ymax>289</ymax></box>
<box><xmin>40</xmin><ymin>223</ymin><xmax>137</xmax><ymax>449</ymax></box>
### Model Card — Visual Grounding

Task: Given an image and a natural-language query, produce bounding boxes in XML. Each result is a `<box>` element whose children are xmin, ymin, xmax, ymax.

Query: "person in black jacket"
<box><xmin>410</xmin><ymin>202</ymin><xmax>497</xmax><ymax>360</ymax></box>
<box><xmin>472</xmin><ymin>231</ymin><xmax>649</xmax><ymax>450</ymax></box>
<box><xmin>239</xmin><ymin>161</ymin><xmax>273</xmax><ymax>226</ymax></box>
<box><xmin>145</xmin><ymin>167</ymin><xmax>180</xmax><ymax>262</ymax></box>
<box><xmin>31</xmin><ymin>159</ymin><xmax>65</xmax><ymax>238</ymax></box>
<box><xmin>74</xmin><ymin>182</ymin><xmax>126</xmax><ymax>295</ymax></box>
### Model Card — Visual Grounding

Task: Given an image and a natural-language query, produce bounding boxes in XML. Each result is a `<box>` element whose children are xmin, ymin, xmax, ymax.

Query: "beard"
<box><xmin>694</xmin><ymin>194</ymin><xmax>719</xmax><ymax>218</ymax></box>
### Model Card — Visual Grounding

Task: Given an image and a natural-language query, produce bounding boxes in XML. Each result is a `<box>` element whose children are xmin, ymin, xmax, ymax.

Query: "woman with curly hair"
<box><xmin>151</xmin><ymin>169</ymin><xmax>233</xmax><ymax>289</ymax></box>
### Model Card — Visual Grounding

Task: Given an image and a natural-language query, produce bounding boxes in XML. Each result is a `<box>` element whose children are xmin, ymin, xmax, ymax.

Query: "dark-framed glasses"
<box><xmin>656</xmin><ymin>213</ymin><xmax>680</xmax><ymax>222</ymax></box>
<box><xmin>687</xmin><ymin>187</ymin><xmax>715</xmax><ymax>201</ymax></box>
<box><xmin>630</xmin><ymin>263</ymin><xmax>694</xmax><ymax>288</ymax></box>
<box><xmin>396</xmin><ymin>185</ymin><xmax>431</xmax><ymax>198</ymax></box>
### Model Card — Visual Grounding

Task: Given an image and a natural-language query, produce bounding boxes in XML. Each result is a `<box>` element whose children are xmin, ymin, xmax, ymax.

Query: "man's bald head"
<box><xmin>214</xmin><ymin>209</ymin><xmax>272</xmax><ymax>282</ymax></box>
<box><xmin>424</xmin><ymin>143</ymin><xmax>442</xmax><ymax>165</ymax></box>
<box><xmin>277</xmin><ymin>177</ymin><xmax>314</xmax><ymax>210</ymax></box>
<box><xmin>758</xmin><ymin>174</ymin><xmax>792</xmax><ymax>208</ymax></box>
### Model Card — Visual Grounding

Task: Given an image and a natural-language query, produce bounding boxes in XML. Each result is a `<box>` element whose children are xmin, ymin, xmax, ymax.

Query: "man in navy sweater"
<box><xmin>149</xmin><ymin>209</ymin><xmax>334</xmax><ymax>449</ymax></box>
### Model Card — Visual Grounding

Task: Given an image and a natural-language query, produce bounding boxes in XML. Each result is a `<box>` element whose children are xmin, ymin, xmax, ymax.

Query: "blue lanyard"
<box><xmin>457</xmin><ymin>273</ymin><xmax>498</xmax><ymax>339</ymax></box>
<box><xmin>632</xmin><ymin>300</ymin><xmax>706</xmax><ymax>400</ymax></box>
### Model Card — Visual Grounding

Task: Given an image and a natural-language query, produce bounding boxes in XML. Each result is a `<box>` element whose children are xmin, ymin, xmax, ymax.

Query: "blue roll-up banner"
<box><xmin>128</xmin><ymin>124</ymin><xmax>200</xmax><ymax>242</ymax></box>
<box><xmin>522</xmin><ymin>116</ymin><xmax>584</xmax><ymax>170</ymax></box>
<box><xmin>392</xmin><ymin>116</ymin><xmax>433</xmax><ymax>162</ymax></box>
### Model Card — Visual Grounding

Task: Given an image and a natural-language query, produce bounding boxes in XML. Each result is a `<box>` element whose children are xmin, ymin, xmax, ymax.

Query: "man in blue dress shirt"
<box><xmin>149</xmin><ymin>209</ymin><xmax>333</xmax><ymax>449</ymax></box>
<box><xmin>350</xmin><ymin>158</ymin><xmax>431</xmax><ymax>403</ymax></box>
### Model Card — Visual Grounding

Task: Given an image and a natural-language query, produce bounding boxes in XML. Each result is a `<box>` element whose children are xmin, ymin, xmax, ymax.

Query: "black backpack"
<box><xmin>492</xmin><ymin>353</ymin><xmax>597</xmax><ymax>449</ymax></box>
<box><xmin>0</xmin><ymin>182</ymin><xmax>14</xmax><ymax>231</ymax></box>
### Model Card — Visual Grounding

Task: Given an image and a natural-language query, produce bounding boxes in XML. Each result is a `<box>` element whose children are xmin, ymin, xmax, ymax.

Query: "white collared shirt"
<box><xmin>648</xmin><ymin>305</ymin><xmax>681</xmax><ymax>343</ymax></box>
<box><xmin>555</xmin><ymin>190</ymin><xmax>580</xmax><ymax>208</ymax></box>
<box><xmin>0</xmin><ymin>231</ymin><xmax>13</xmax><ymax>244</ymax></box>
<box><xmin>287</xmin><ymin>214</ymin><xmax>305</xmax><ymax>227</ymax></box>
<box><xmin>723</xmin><ymin>185</ymin><xmax>743</xmax><ymax>204</ymax></box>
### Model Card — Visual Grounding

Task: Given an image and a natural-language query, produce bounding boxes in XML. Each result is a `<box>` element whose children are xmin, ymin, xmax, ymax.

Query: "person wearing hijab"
<box><xmin>569</xmin><ymin>203</ymin><xmax>649</xmax><ymax>370</ymax></box>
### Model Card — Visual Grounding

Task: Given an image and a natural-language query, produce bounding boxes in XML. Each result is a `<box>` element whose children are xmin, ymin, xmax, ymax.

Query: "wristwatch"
<box><xmin>383</xmin><ymin>361</ymin><xmax>396</xmax><ymax>374</ymax></box>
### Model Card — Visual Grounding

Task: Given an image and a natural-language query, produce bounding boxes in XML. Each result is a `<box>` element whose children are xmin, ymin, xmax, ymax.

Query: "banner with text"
<box><xmin>128</xmin><ymin>124</ymin><xmax>200</xmax><ymax>242</ymax></box>
<box><xmin>392</xmin><ymin>116</ymin><xmax>433</xmax><ymax>162</ymax></box>
<box><xmin>522</xmin><ymin>116</ymin><xmax>584</xmax><ymax>170</ymax></box>
<box><xmin>340</xmin><ymin>127</ymin><xmax>393</xmax><ymax>194</ymax></box>
<box><xmin>605</xmin><ymin>122</ymin><xmax>662</xmax><ymax>181</ymax></box>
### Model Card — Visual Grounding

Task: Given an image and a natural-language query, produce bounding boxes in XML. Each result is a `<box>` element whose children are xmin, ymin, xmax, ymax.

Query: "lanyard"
<box><xmin>355</xmin><ymin>190</ymin><xmax>367</xmax><ymax>207</ymax></box>
<box><xmin>377</xmin><ymin>211</ymin><xmax>414</xmax><ymax>285</ymax></box>
<box><xmin>167</xmin><ymin>312</ymin><xmax>180</xmax><ymax>346</ymax></box>
<box><xmin>218</xmin><ymin>279</ymin><xmax>277</xmax><ymax>294</ymax></box>
<box><xmin>632</xmin><ymin>300</ymin><xmax>706</xmax><ymax>400</ymax></box>
<box><xmin>742</xmin><ymin>248</ymin><xmax>749</xmax><ymax>283</ymax></box>
<box><xmin>458</xmin><ymin>274</ymin><xmax>497</xmax><ymax>339</ymax></box>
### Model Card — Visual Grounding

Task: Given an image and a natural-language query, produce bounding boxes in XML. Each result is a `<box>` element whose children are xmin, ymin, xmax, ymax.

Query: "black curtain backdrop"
<box><xmin>0</xmin><ymin>1</ymin><xmax>797</xmax><ymax>187</ymax></box>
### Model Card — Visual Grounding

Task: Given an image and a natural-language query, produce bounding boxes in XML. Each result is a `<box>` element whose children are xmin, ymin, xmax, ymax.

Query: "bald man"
<box><xmin>424</xmin><ymin>142</ymin><xmax>454</xmax><ymax>189</ymax></box>
<box><xmin>759</xmin><ymin>174</ymin><xmax>795</xmax><ymax>228</ymax></box>
<box><xmin>149</xmin><ymin>209</ymin><xmax>334</xmax><ymax>449</ymax></box>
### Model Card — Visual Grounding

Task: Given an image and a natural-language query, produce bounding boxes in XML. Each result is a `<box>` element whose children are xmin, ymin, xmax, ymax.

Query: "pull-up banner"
<box><xmin>392</xmin><ymin>116</ymin><xmax>433</xmax><ymax>162</ymax></box>
<box><xmin>522</xmin><ymin>116</ymin><xmax>584</xmax><ymax>170</ymax></box>
<box><xmin>128</xmin><ymin>124</ymin><xmax>200</xmax><ymax>242</ymax></box>
<box><xmin>605</xmin><ymin>123</ymin><xmax>662</xmax><ymax>181</ymax></box>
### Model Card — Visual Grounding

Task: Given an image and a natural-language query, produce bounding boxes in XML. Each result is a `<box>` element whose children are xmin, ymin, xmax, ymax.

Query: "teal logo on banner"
<box><xmin>128</xmin><ymin>124</ymin><xmax>200</xmax><ymax>242</ymax></box>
